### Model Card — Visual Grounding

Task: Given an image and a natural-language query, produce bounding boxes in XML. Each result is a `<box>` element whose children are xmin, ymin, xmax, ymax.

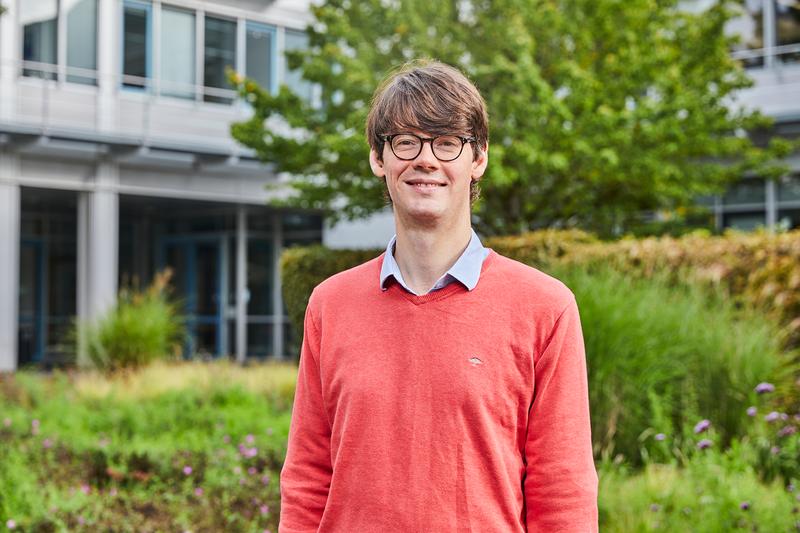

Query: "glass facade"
<box><xmin>728</xmin><ymin>0</ymin><xmax>765</xmax><ymax>67</ymax></box>
<box><xmin>203</xmin><ymin>16</ymin><xmax>237</xmax><ymax>103</ymax></box>
<box><xmin>246</xmin><ymin>22</ymin><xmax>276</xmax><ymax>92</ymax></box>
<box><xmin>122</xmin><ymin>0</ymin><xmax>151</xmax><ymax>88</ymax></box>
<box><xmin>160</xmin><ymin>6</ymin><xmax>196</xmax><ymax>98</ymax></box>
<box><xmin>119</xmin><ymin>197</ymin><xmax>321</xmax><ymax>359</ymax></box>
<box><xmin>776</xmin><ymin>0</ymin><xmax>800</xmax><ymax>63</ymax></box>
<box><xmin>19</xmin><ymin>188</ymin><xmax>78</xmax><ymax>367</ymax></box>
<box><xmin>66</xmin><ymin>0</ymin><xmax>98</xmax><ymax>85</ymax></box>
<box><xmin>21</xmin><ymin>0</ymin><xmax>59</xmax><ymax>79</ymax></box>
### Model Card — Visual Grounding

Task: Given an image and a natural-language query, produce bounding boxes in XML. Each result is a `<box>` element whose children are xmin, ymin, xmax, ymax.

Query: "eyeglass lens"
<box><xmin>391</xmin><ymin>134</ymin><xmax>464</xmax><ymax>161</ymax></box>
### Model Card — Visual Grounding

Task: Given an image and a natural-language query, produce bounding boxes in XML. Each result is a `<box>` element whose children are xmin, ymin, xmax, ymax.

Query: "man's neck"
<box><xmin>393</xmin><ymin>218</ymin><xmax>473</xmax><ymax>295</ymax></box>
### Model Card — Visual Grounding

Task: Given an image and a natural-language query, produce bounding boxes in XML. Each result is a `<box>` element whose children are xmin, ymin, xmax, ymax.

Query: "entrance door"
<box><xmin>18</xmin><ymin>239</ymin><xmax>45</xmax><ymax>364</ymax></box>
<box><xmin>158</xmin><ymin>235</ymin><xmax>227</xmax><ymax>358</ymax></box>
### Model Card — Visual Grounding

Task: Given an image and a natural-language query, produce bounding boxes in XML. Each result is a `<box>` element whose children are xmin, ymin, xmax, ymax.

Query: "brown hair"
<box><xmin>365</xmin><ymin>60</ymin><xmax>489</xmax><ymax>203</ymax></box>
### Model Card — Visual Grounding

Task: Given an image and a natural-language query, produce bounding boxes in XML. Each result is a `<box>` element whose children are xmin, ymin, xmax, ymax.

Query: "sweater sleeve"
<box><xmin>524</xmin><ymin>297</ymin><xmax>598</xmax><ymax>532</ymax></box>
<box><xmin>279</xmin><ymin>300</ymin><xmax>333</xmax><ymax>533</ymax></box>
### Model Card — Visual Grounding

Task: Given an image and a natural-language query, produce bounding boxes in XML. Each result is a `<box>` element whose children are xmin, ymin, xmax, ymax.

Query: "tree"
<box><xmin>230</xmin><ymin>0</ymin><xmax>794</xmax><ymax>237</ymax></box>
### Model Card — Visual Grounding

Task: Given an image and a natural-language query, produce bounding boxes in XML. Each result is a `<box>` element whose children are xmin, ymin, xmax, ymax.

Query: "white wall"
<box><xmin>323</xmin><ymin>209</ymin><xmax>395</xmax><ymax>250</ymax></box>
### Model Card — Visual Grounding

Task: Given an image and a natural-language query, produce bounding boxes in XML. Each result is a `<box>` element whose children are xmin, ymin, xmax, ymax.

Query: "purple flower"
<box><xmin>248</xmin><ymin>467</ymin><xmax>257</xmax><ymax>476</ymax></box>
<box><xmin>223</xmin><ymin>435</ymin><xmax>231</xmax><ymax>443</ymax></box>
<box><xmin>77</xmin><ymin>516</ymin><xmax>85</xmax><ymax>526</ymax></box>
<box><xmin>233</xmin><ymin>466</ymin><xmax>242</xmax><ymax>475</ymax></box>
<box><xmin>697</xmin><ymin>439</ymin><xmax>712</xmax><ymax>450</ymax></box>
<box><xmin>194</xmin><ymin>487</ymin><xmax>204</xmax><ymax>497</ymax></box>
<box><xmin>259</xmin><ymin>505</ymin><xmax>270</xmax><ymax>515</ymax></box>
<box><xmin>261</xmin><ymin>475</ymin><xmax>271</xmax><ymax>485</ymax></box>
<box><xmin>650</xmin><ymin>503</ymin><xmax>661</xmax><ymax>512</ymax></box>
<box><xmin>654</xmin><ymin>433</ymin><xmax>666</xmax><ymax>441</ymax></box>
<box><xmin>183</xmin><ymin>466</ymin><xmax>193</xmax><ymax>476</ymax></box>
<box><xmin>6</xmin><ymin>519</ymin><xmax>16</xmax><ymax>529</ymax></box>
<box><xmin>3</xmin><ymin>417</ymin><xmax>11</xmax><ymax>427</ymax></box>
<box><xmin>109</xmin><ymin>488</ymin><xmax>118</xmax><ymax>497</ymax></box>
<box><xmin>265</xmin><ymin>427</ymin><xmax>274</xmax><ymax>436</ymax></box>
<box><xmin>245</xmin><ymin>434</ymin><xmax>255</xmax><ymax>444</ymax></box>
<box><xmin>771</xmin><ymin>446</ymin><xmax>781</xmax><ymax>455</ymax></box>
<box><xmin>42</xmin><ymin>438</ymin><xmax>53</xmax><ymax>449</ymax></box>
<box><xmin>746</xmin><ymin>406</ymin><xmax>757</xmax><ymax>417</ymax></box>
<box><xmin>779</xmin><ymin>426</ymin><xmax>797</xmax><ymax>437</ymax></box>
<box><xmin>31</xmin><ymin>419</ymin><xmax>40</xmax><ymax>428</ymax></box>
<box><xmin>694</xmin><ymin>419</ymin><xmax>711</xmax><ymax>434</ymax></box>
<box><xmin>239</xmin><ymin>478</ymin><xmax>246</xmax><ymax>485</ymax></box>
<box><xmin>788</xmin><ymin>483</ymin><xmax>796</xmax><ymax>493</ymax></box>
<box><xmin>80</xmin><ymin>484</ymin><xmax>90</xmax><ymax>495</ymax></box>
<box><xmin>740</xmin><ymin>501</ymin><xmax>750</xmax><ymax>511</ymax></box>
<box><xmin>765</xmin><ymin>411</ymin><xmax>782</xmax><ymax>423</ymax></box>
<box><xmin>755</xmin><ymin>382</ymin><xmax>775</xmax><ymax>394</ymax></box>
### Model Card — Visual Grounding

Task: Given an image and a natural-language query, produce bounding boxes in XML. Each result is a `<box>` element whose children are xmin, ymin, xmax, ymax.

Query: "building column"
<box><xmin>0</xmin><ymin>153</ymin><xmax>21</xmax><ymax>371</ymax></box>
<box><xmin>765</xmin><ymin>179</ymin><xmax>777</xmax><ymax>231</ymax></box>
<box><xmin>235</xmin><ymin>206</ymin><xmax>248</xmax><ymax>363</ymax></box>
<box><xmin>0</xmin><ymin>0</ymin><xmax>19</xmax><ymax>122</ymax></box>
<box><xmin>78</xmin><ymin>161</ymin><xmax>119</xmax><ymax>364</ymax></box>
<box><xmin>272</xmin><ymin>212</ymin><xmax>284</xmax><ymax>359</ymax></box>
<box><xmin>97</xmin><ymin>0</ymin><xmax>117</xmax><ymax>131</ymax></box>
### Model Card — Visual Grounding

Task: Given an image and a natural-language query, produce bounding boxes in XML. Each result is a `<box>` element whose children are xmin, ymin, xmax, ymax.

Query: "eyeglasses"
<box><xmin>380</xmin><ymin>133</ymin><xmax>476</xmax><ymax>162</ymax></box>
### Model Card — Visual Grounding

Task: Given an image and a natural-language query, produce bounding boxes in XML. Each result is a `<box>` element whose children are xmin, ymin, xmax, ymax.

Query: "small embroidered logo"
<box><xmin>468</xmin><ymin>357</ymin><xmax>483</xmax><ymax>366</ymax></box>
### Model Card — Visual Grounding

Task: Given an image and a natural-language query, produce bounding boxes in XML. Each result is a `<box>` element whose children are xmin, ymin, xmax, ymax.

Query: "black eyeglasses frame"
<box><xmin>379</xmin><ymin>133</ymin><xmax>477</xmax><ymax>162</ymax></box>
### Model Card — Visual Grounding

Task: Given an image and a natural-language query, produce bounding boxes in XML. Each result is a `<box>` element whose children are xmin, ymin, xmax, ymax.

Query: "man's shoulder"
<box><xmin>308</xmin><ymin>253</ymin><xmax>384</xmax><ymax>308</ymax></box>
<box><xmin>485</xmin><ymin>250</ymin><xmax>576</xmax><ymax>308</ymax></box>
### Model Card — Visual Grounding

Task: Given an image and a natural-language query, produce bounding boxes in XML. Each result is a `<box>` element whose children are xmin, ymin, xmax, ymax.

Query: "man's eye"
<box><xmin>437</xmin><ymin>139</ymin><xmax>459</xmax><ymax>148</ymax></box>
<box><xmin>396</xmin><ymin>139</ymin><xmax>418</xmax><ymax>147</ymax></box>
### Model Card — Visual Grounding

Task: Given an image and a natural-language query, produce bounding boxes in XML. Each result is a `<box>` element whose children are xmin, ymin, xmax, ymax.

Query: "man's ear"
<box><xmin>369</xmin><ymin>149</ymin><xmax>386</xmax><ymax>178</ymax></box>
<box><xmin>471</xmin><ymin>142</ymin><xmax>489</xmax><ymax>182</ymax></box>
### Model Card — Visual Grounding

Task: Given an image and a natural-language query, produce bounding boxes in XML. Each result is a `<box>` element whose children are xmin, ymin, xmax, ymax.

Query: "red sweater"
<box><xmin>279</xmin><ymin>251</ymin><xmax>598</xmax><ymax>532</ymax></box>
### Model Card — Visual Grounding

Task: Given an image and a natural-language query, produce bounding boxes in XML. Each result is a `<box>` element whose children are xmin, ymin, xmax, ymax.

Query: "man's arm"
<box><xmin>279</xmin><ymin>301</ymin><xmax>333</xmax><ymax>533</ymax></box>
<box><xmin>524</xmin><ymin>297</ymin><xmax>598</xmax><ymax>532</ymax></box>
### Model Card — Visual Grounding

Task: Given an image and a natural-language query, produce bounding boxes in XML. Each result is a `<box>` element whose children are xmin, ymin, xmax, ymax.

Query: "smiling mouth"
<box><xmin>405</xmin><ymin>181</ymin><xmax>446</xmax><ymax>188</ymax></box>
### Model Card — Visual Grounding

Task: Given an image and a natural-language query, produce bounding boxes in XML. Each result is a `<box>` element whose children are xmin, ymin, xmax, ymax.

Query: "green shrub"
<box><xmin>555</xmin><ymin>265</ymin><xmax>796</xmax><ymax>464</ymax></box>
<box><xmin>76</xmin><ymin>270</ymin><xmax>185</xmax><ymax>371</ymax></box>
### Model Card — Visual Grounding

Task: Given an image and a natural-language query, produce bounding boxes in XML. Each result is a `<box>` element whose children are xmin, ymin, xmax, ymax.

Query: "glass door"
<box><xmin>159</xmin><ymin>235</ymin><xmax>227</xmax><ymax>358</ymax></box>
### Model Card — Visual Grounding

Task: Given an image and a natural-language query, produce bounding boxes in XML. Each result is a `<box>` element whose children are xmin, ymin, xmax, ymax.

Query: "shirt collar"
<box><xmin>379</xmin><ymin>228</ymin><xmax>488</xmax><ymax>293</ymax></box>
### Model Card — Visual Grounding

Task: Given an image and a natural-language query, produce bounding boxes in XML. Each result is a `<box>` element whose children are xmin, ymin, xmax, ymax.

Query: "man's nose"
<box><xmin>413</xmin><ymin>140</ymin><xmax>438</xmax><ymax>168</ymax></box>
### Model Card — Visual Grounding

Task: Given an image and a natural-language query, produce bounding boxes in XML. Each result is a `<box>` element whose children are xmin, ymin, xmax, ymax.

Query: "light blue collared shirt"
<box><xmin>379</xmin><ymin>228</ymin><xmax>490</xmax><ymax>295</ymax></box>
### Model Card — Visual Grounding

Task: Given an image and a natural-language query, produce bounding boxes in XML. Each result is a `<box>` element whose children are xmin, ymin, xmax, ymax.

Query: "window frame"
<box><xmin>120</xmin><ymin>0</ymin><xmax>154</xmax><ymax>92</ymax></box>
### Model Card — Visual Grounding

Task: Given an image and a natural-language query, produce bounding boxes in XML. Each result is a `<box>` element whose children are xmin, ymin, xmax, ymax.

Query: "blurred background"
<box><xmin>0</xmin><ymin>0</ymin><xmax>799</xmax><ymax>531</ymax></box>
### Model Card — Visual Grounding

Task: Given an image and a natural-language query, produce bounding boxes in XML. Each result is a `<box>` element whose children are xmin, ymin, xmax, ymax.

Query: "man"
<box><xmin>279</xmin><ymin>60</ymin><xmax>598</xmax><ymax>532</ymax></box>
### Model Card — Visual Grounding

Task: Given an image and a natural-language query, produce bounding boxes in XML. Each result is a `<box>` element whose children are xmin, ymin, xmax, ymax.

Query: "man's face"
<box><xmin>369</xmin><ymin>129</ymin><xmax>488</xmax><ymax>227</ymax></box>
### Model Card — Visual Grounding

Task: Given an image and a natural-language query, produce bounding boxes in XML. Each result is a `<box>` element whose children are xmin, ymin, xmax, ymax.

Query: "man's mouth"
<box><xmin>405</xmin><ymin>180</ymin><xmax>446</xmax><ymax>188</ymax></box>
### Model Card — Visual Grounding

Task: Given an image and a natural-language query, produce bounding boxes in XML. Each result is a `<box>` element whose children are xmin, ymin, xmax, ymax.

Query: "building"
<box><xmin>0</xmin><ymin>0</ymin><xmax>395</xmax><ymax>371</ymax></box>
<box><xmin>706</xmin><ymin>0</ymin><xmax>800</xmax><ymax>230</ymax></box>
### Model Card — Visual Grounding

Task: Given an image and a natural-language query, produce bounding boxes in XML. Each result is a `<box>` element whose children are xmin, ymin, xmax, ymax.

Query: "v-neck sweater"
<box><xmin>279</xmin><ymin>251</ymin><xmax>598</xmax><ymax>533</ymax></box>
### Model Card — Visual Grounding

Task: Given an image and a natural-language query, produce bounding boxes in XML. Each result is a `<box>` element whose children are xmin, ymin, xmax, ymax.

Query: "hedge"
<box><xmin>282</xmin><ymin>229</ymin><xmax>800</xmax><ymax>350</ymax></box>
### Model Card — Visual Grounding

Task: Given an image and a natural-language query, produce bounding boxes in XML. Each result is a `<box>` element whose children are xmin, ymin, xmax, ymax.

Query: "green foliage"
<box><xmin>230</xmin><ymin>0</ymin><xmax>794</xmax><ymax>237</ymax></box>
<box><xmin>75</xmin><ymin>271</ymin><xmax>185</xmax><ymax>372</ymax></box>
<box><xmin>0</xmin><ymin>362</ymin><xmax>292</xmax><ymax>531</ymax></box>
<box><xmin>556</xmin><ymin>264</ymin><xmax>795</xmax><ymax>463</ymax></box>
<box><xmin>598</xmin><ymin>457</ymin><xmax>799</xmax><ymax>532</ymax></box>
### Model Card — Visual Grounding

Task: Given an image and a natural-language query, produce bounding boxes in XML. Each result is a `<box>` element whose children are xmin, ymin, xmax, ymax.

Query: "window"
<box><xmin>21</xmin><ymin>0</ymin><xmax>59</xmax><ymax>79</ymax></box>
<box><xmin>778</xmin><ymin>174</ymin><xmax>800</xmax><ymax>202</ymax></box>
<box><xmin>122</xmin><ymin>0</ymin><xmax>151</xmax><ymax>89</ymax></box>
<box><xmin>204</xmin><ymin>16</ymin><xmax>237</xmax><ymax>103</ymax></box>
<box><xmin>66</xmin><ymin>0</ymin><xmax>98</xmax><ymax>85</ymax></box>
<box><xmin>776</xmin><ymin>0</ymin><xmax>800</xmax><ymax>63</ymax></box>
<box><xmin>723</xmin><ymin>212</ymin><xmax>766</xmax><ymax>230</ymax></box>
<box><xmin>246</xmin><ymin>22</ymin><xmax>276</xmax><ymax>93</ymax></box>
<box><xmin>728</xmin><ymin>0</ymin><xmax>765</xmax><ymax>68</ymax></box>
<box><xmin>160</xmin><ymin>6</ymin><xmax>195</xmax><ymax>98</ymax></box>
<box><xmin>284</xmin><ymin>29</ymin><xmax>313</xmax><ymax>102</ymax></box>
<box><xmin>722</xmin><ymin>179</ymin><xmax>766</xmax><ymax>206</ymax></box>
